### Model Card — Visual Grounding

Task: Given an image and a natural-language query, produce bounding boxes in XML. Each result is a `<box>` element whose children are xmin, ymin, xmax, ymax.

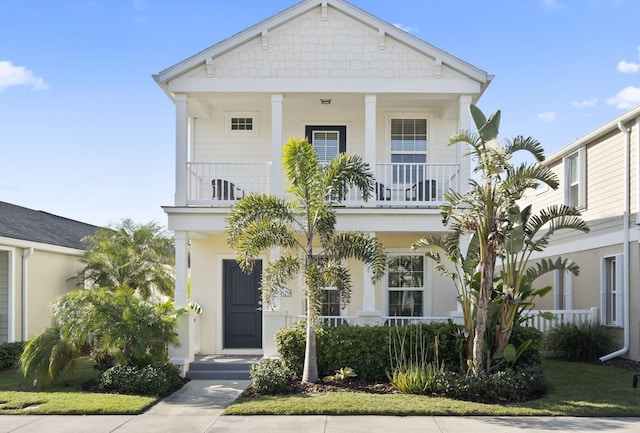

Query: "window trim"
<box><xmin>553</xmin><ymin>269</ymin><xmax>572</xmax><ymax>310</ymax></box>
<box><xmin>600</xmin><ymin>254</ymin><xmax>623</xmax><ymax>327</ymax></box>
<box><xmin>563</xmin><ymin>147</ymin><xmax>586</xmax><ymax>209</ymax></box>
<box><xmin>385</xmin><ymin>253</ymin><xmax>426</xmax><ymax>317</ymax></box>
<box><xmin>305</xmin><ymin>125</ymin><xmax>347</xmax><ymax>164</ymax></box>
<box><xmin>225</xmin><ymin>111</ymin><xmax>259</xmax><ymax>136</ymax></box>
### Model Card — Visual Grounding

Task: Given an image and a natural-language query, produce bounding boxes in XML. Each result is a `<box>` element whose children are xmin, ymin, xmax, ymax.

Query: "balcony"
<box><xmin>185</xmin><ymin>162</ymin><xmax>459</xmax><ymax>206</ymax></box>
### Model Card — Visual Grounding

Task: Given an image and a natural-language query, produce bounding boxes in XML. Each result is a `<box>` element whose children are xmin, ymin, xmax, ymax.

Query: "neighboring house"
<box><xmin>0</xmin><ymin>201</ymin><xmax>97</xmax><ymax>343</ymax></box>
<box><xmin>524</xmin><ymin>105</ymin><xmax>640</xmax><ymax>361</ymax></box>
<box><xmin>154</xmin><ymin>0</ymin><xmax>492</xmax><ymax>371</ymax></box>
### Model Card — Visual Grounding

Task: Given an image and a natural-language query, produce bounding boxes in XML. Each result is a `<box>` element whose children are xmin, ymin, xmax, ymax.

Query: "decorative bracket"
<box><xmin>262</xmin><ymin>30</ymin><xmax>269</xmax><ymax>50</ymax></box>
<box><xmin>321</xmin><ymin>1</ymin><xmax>328</xmax><ymax>20</ymax></box>
<box><xmin>205</xmin><ymin>58</ymin><xmax>214</xmax><ymax>78</ymax></box>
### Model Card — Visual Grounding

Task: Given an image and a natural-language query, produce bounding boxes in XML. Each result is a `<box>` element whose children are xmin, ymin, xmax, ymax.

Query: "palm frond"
<box><xmin>504</xmin><ymin>135</ymin><xmax>545</xmax><ymax>162</ymax></box>
<box><xmin>526</xmin><ymin>257</ymin><xmax>580</xmax><ymax>281</ymax></box>
<box><xmin>234</xmin><ymin>220</ymin><xmax>298</xmax><ymax>272</ymax></box>
<box><xmin>226</xmin><ymin>194</ymin><xmax>296</xmax><ymax>246</ymax></box>
<box><xmin>261</xmin><ymin>255</ymin><xmax>301</xmax><ymax>308</ymax></box>
<box><xmin>324</xmin><ymin>153</ymin><xmax>375</xmax><ymax>202</ymax></box>
<box><xmin>324</xmin><ymin>232</ymin><xmax>386</xmax><ymax>282</ymax></box>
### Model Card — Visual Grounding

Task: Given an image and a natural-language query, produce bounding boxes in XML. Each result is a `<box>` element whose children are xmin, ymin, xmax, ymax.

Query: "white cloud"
<box><xmin>537</xmin><ymin>111</ymin><xmax>557</xmax><ymax>122</ymax></box>
<box><xmin>617</xmin><ymin>46</ymin><xmax>640</xmax><ymax>73</ymax></box>
<box><xmin>606</xmin><ymin>86</ymin><xmax>640</xmax><ymax>109</ymax></box>
<box><xmin>393</xmin><ymin>23</ymin><xmax>417</xmax><ymax>34</ymax></box>
<box><xmin>572</xmin><ymin>98</ymin><xmax>597</xmax><ymax>108</ymax></box>
<box><xmin>618</xmin><ymin>60</ymin><xmax>640</xmax><ymax>73</ymax></box>
<box><xmin>542</xmin><ymin>0</ymin><xmax>566</xmax><ymax>10</ymax></box>
<box><xmin>0</xmin><ymin>61</ymin><xmax>47</xmax><ymax>92</ymax></box>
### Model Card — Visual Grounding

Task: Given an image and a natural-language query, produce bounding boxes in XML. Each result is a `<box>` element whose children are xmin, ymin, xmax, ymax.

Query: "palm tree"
<box><xmin>415</xmin><ymin>105</ymin><xmax>588</xmax><ymax>374</ymax></box>
<box><xmin>76</xmin><ymin>219</ymin><xmax>174</xmax><ymax>299</ymax></box>
<box><xmin>226</xmin><ymin>137</ymin><xmax>386</xmax><ymax>383</ymax></box>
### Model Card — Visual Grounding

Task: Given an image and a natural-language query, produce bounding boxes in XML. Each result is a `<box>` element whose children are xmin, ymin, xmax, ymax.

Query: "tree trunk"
<box><xmin>472</xmin><ymin>246</ymin><xmax>496</xmax><ymax>375</ymax></box>
<box><xmin>302</xmin><ymin>312</ymin><xmax>319</xmax><ymax>383</ymax></box>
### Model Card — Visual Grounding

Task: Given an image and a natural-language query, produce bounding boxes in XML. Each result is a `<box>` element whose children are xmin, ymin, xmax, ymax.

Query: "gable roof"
<box><xmin>545</xmin><ymin>104</ymin><xmax>640</xmax><ymax>165</ymax></box>
<box><xmin>154</xmin><ymin>0</ymin><xmax>492</xmax><ymax>91</ymax></box>
<box><xmin>0</xmin><ymin>201</ymin><xmax>98</xmax><ymax>250</ymax></box>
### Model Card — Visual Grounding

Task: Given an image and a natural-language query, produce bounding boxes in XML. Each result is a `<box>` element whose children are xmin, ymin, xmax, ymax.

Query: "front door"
<box><xmin>223</xmin><ymin>259</ymin><xmax>262</xmax><ymax>349</ymax></box>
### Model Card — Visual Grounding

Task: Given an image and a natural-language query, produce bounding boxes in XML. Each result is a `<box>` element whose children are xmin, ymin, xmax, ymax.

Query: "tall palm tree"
<box><xmin>416</xmin><ymin>105</ymin><xmax>588</xmax><ymax>374</ymax></box>
<box><xmin>76</xmin><ymin>219</ymin><xmax>175</xmax><ymax>299</ymax></box>
<box><xmin>226</xmin><ymin>137</ymin><xmax>386</xmax><ymax>383</ymax></box>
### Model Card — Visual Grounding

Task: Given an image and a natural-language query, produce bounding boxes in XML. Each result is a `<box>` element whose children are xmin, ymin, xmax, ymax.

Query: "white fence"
<box><xmin>521</xmin><ymin>308</ymin><xmax>598</xmax><ymax>333</ymax></box>
<box><xmin>283</xmin><ymin>308</ymin><xmax>597</xmax><ymax>333</ymax></box>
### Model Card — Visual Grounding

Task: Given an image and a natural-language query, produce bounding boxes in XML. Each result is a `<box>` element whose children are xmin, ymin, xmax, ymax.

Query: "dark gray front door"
<box><xmin>223</xmin><ymin>259</ymin><xmax>262</xmax><ymax>349</ymax></box>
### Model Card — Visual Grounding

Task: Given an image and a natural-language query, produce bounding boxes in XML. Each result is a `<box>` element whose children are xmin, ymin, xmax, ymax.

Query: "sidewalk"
<box><xmin>0</xmin><ymin>380</ymin><xmax>639</xmax><ymax>433</ymax></box>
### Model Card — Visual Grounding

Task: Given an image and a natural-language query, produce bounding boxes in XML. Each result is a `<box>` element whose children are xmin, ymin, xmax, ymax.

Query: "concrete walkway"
<box><xmin>0</xmin><ymin>380</ymin><xmax>639</xmax><ymax>433</ymax></box>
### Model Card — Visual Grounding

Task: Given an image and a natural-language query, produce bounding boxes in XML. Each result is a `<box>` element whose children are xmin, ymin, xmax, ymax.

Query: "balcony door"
<box><xmin>305</xmin><ymin>125</ymin><xmax>347</xmax><ymax>164</ymax></box>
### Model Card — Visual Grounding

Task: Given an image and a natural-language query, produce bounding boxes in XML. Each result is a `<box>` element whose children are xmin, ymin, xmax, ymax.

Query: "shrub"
<box><xmin>100</xmin><ymin>363</ymin><xmax>182</xmax><ymax>396</ymax></box>
<box><xmin>249</xmin><ymin>358</ymin><xmax>291</xmax><ymax>394</ymax></box>
<box><xmin>389</xmin><ymin>363</ymin><xmax>447</xmax><ymax>394</ymax></box>
<box><xmin>439</xmin><ymin>365</ymin><xmax>546</xmax><ymax>403</ymax></box>
<box><xmin>276</xmin><ymin>322</ymin><xmax>462</xmax><ymax>381</ymax></box>
<box><xmin>509</xmin><ymin>325</ymin><xmax>544</xmax><ymax>367</ymax></box>
<box><xmin>545</xmin><ymin>321</ymin><xmax>615</xmax><ymax>362</ymax></box>
<box><xmin>0</xmin><ymin>341</ymin><xmax>25</xmax><ymax>370</ymax></box>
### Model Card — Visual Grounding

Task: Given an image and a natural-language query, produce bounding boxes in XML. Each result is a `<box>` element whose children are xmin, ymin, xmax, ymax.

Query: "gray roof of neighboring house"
<box><xmin>0</xmin><ymin>201</ymin><xmax>98</xmax><ymax>250</ymax></box>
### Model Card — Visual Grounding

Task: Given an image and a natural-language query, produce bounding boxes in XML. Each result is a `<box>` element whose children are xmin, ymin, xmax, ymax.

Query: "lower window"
<box><xmin>601</xmin><ymin>255</ymin><xmax>623</xmax><ymax>327</ymax></box>
<box><xmin>387</xmin><ymin>255</ymin><xmax>424</xmax><ymax>317</ymax></box>
<box><xmin>321</xmin><ymin>288</ymin><xmax>340</xmax><ymax>317</ymax></box>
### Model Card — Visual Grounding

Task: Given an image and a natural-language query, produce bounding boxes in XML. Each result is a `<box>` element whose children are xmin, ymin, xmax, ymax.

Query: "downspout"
<box><xmin>21</xmin><ymin>247</ymin><xmax>34</xmax><ymax>341</ymax></box>
<box><xmin>600</xmin><ymin>121</ymin><xmax>631</xmax><ymax>361</ymax></box>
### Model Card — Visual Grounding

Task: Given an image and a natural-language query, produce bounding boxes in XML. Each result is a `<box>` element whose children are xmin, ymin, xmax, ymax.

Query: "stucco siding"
<box><xmin>25</xmin><ymin>250</ymin><xmax>83</xmax><ymax>340</ymax></box>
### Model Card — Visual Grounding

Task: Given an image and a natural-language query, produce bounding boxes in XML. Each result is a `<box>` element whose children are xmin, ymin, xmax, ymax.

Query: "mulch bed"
<box><xmin>241</xmin><ymin>357</ymin><xmax>640</xmax><ymax>398</ymax></box>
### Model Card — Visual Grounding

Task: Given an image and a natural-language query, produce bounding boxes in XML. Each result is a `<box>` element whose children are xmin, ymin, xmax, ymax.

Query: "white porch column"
<box><xmin>364</xmin><ymin>95</ymin><xmax>377</xmax><ymax>206</ymax></box>
<box><xmin>457</xmin><ymin>95</ymin><xmax>472</xmax><ymax>194</ymax></box>
<box><xmin>358</xmin><ymin>232</ymin><xmax>382</xmax><ymax>325</ymax></box>
<box><xmin>271</xmin><ymin>94</ymin><xmax>284</xmax><ymax>197</ymax></box>
<box><xmin>170</xmin><ymin>230</ymin><xmax>194</xmax><ymax>375</ymax></box>
<box><xmin>175</xmin><ymin>94</ymin><xmax>189</xmax><ymax>206</ymax></box>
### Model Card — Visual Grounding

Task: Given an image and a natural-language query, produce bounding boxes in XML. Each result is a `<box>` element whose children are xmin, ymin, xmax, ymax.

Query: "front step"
<box><xmin>185</xmin><ymin>355</ymin><xmax>259</xmax><ymax>381</ymax></box>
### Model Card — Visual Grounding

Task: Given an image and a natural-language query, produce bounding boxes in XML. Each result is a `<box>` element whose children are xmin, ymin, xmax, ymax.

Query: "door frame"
<box><xmin>216</xmin><ymin>254</ymin><xmax>266</xmax><ymax>354</ymax></box>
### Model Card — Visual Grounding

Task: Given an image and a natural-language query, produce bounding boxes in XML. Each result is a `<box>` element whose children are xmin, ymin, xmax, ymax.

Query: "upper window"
<box><xmin>305</xmin><ymin>125</ymin><xmax>346</xmax><ymax>164</ymax></box>
<box><xmin>225</xmin><ymin>112</ymin><xmax>259</xmax><ymax>136</ymax></box>
<box><xmin>387</xmin><ymin>255</ymin><xmax>424</xmax><ymax>317</ymax></box>
<box><xmin>564</xmin><ymin>148</ymin><xmax>585</xmax><ymax>208</ymax></box>
<box><xmin>390</xmin><ymin>118</ymin><xmax>428</xmax><ymax>184</ymax></box>
<box><xmin>230</xmin><ymin>117</ymin><xmax>253</xmax><ymax>131</ymax></box>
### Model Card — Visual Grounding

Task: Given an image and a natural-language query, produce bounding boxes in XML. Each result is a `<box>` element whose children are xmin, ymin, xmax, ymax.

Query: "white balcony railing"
<box><xmin>343</xmin><ymin>163</ymin><xmax>460</xmax><ymax>205</ymax></box>
<box><xmin>187</xmin><ymin>162</ymin><xmax>271</xmax><ymax>204</ymax></box>
<box><xmin>185</xmin><ymin>162</ymin><xmax>459</xmax><ymax>206</ymax></box>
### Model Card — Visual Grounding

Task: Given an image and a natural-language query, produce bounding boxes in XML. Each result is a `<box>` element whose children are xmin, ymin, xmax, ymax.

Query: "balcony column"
<box><xmin>364</xmin><ymin>95</ymin><xmax>377</xmax><ymax>207</ymax></box>
<box><xmin>358</xmin><ymin>232</ymin><xmax>382</xmax><ymax>326</ymax></box>
<box><xmin>271</xmin><ymin>94</ymin><xmax>284</xmax><ymax>197</ymax></box>
<box><xmin>169</xmin><ymin>230</ymin><xmax>194</xmax><ymax>375</ymax></box>
<box><xmin>457</xmin><ymin>95</ymin><xmax>472</xmax><ymax>194</ymax></box>
<box><xmin>175</xmin><ymin>94</ymin><xmax>189</xmax><ymax>206</ymax></box>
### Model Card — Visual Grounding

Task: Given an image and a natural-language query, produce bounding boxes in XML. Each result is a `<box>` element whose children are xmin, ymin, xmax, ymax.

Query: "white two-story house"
<box><xmin>154</xmin><ymin>0</ymin><xmax>492</xmax><ymax>370</ymax></box>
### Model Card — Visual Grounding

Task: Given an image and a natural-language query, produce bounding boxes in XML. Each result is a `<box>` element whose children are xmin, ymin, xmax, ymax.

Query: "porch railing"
<box><xmin>186</xmin><ymin>162</ymin><xmax>271</xmax><ymax>204</ymax></box>
<box><xmin>184</xmin><ymin>161</ymin><xmax>459</xmax><ymax>206</ymax></box>
<box><xmin>521</xmin><ymin>308</ymin><xmax>598</xmax><ymax>333</ymax></box>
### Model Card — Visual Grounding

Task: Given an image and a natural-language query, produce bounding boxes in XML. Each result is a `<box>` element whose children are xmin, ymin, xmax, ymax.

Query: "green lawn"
<box><xmin>225</xmin><ymin>359</ymin><xmax>640</xmax><ymax>416</ymax></box>
<box><xmin>0</xmin><ymin>358</ymin><xmax>158</xmax><ymax>415</ymax></box>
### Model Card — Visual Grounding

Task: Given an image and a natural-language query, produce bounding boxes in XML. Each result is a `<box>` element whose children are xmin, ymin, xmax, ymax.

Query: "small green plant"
<box><xmin>100</xmin><ymin>363</ymin><xmax>182</xmax><ymax>396</ymax></box>
<box><xmin>388</xmin><ymin>326</ymin><xmax>448</xmax><ymax>394</ymax></box>
<box><xmin>545</xmin><ymin>321</ymin><xmax>615</xmax><ymax>362</ymax></box>
<box><xmin>324</xmin><ymin>367</ymin><xmax>357</xmax><ymax>382</ymax></box>
<box><xmin>249</xmin><ymin>358</ymin><xmax>292</xmax><ymax>394</ymax></box>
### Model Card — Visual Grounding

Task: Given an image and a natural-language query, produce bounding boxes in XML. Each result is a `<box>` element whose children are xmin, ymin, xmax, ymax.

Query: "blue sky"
<box><xmin>1</xmin><ymin>0</ymin><xmax>639</xmax><ymax>228</ymax></box>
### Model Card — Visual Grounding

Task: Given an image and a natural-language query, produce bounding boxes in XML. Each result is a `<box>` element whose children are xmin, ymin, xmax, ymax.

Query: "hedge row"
<box><xmin>275</xmin><ymin>322</ymin><xmax>543</xmax><ymax>381</ymax></box>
